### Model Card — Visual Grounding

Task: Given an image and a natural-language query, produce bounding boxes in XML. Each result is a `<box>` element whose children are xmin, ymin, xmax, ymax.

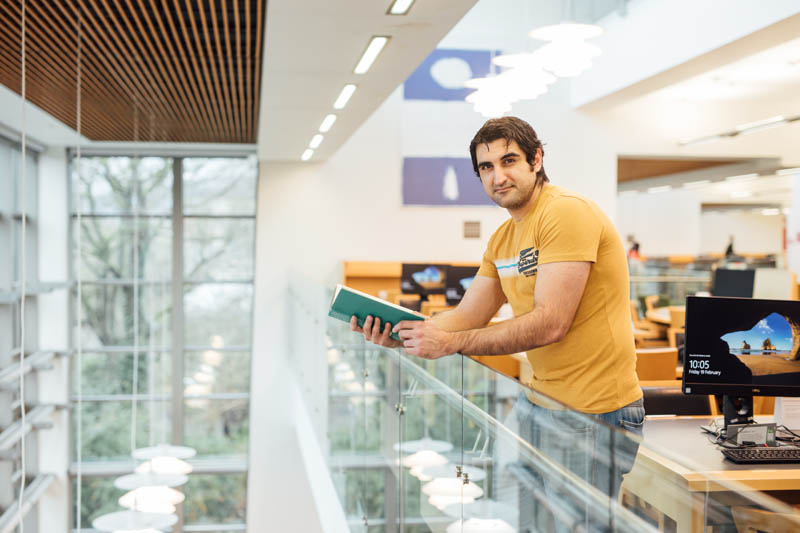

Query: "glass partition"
<box><xmin>629</xmin><ymin>266</ymin><xmax>711</xmax><ymax>305</ymax></box>
<box><xmin>295</xmin><ymin>283</ymin><xmax>800</xmax><ymax>532</ymax></box>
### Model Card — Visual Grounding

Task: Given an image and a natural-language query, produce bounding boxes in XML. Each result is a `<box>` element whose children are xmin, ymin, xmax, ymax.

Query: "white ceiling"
<box><xmin>695</xmin><ymin>173</ymin><xmax>793</xmax><ymax>207</ymax></box>
<box><xmin>256</xmin><ymin>0</ymin><xmax>477</xmax><ymax>162</ymax></box>
<box><xmin>611</xmin><ymin>16</ymin><xmax>800</xmax><ymax>210</ymax></box>
<box><xmin>655</xmin><ymin>36</ymin><xmax>800</xmax><ymax>103</ymax></box>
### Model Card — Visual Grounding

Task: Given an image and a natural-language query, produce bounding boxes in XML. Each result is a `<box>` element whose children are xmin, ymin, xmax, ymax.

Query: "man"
<box><xmin>352</xmin><ymin>117</ymin><xmax>643</xmax><ymax>530</ymax></box>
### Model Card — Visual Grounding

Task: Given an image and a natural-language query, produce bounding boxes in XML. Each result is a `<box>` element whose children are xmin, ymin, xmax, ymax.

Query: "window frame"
<box><xmin>68</xmin><ymin>151</ymin><xmax>256</xmax><ymax>529</ymax></box>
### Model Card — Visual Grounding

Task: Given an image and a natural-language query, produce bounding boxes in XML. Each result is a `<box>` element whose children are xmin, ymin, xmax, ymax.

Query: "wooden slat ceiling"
<box><xmin>617</xmin><ymin>157</ymin><xmax>747</xmax><ymax>183</ymax></box>
<box><xmin>0</xmin><ymin>0</ymin><xmax>264</xmax><ymax>143</ymax></box>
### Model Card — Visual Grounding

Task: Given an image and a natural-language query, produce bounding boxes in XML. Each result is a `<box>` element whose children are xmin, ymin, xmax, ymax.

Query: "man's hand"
<box><xmin>393</xmin><ymin>319</ymin><xmax>457</xmax><ymax>359</ymax></box>
<box><xmin>350</xmin><ymin>315</ymin><xmax>402</xmax><ymax>348</ymax></box>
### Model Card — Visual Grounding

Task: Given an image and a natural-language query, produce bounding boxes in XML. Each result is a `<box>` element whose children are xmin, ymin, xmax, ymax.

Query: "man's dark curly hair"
<box><xmin>469</xmin><ymin>116</ymin><xmax>548</xmax><ymax>185</ymax></box>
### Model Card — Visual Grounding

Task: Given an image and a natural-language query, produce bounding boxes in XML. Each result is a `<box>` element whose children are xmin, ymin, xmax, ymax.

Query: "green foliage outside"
<box><xmin>72</xmin><ymin>156</ymin><xmax>255</xmax><ymax>525</ymax></box>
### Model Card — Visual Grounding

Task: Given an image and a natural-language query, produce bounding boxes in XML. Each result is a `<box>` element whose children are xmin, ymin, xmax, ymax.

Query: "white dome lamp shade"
<box><xmin>135</xmin><ymin>456</ymin><xmax>193</xmax><ymax>476</ymax></box>
<box><xmin>132</xmin><ymin>444</ymin><xmax>196</xmax><ymax>461</ymax></box>
<box><xmin>534</xmin><ymin>40</ymin><xmax>600</xmax><ymax>77</ymax></box>
<box><xmin>91</xmin><ymin>510</ymin><xmax>177</xmax><ymax>532</ymax></box>
<box><xmin>446</xmin><ymin>518</ymin><xmax>516</xmax><ymax>533</ymax></box>
<box><xmin>418</xmin><ymin>463</ymin><xmax>487</xmax><ymax>483</ymax></box>
<box><xmin>114</xmin><ymin>473</ymin><xmax>189</xmax><ymax>491</ymax></box>
<box><xmin>422</xmin><ymin>477</ymin><xmax>485</xmax><ymax>498</ymax></box>
<box><xmin>423</xmin><ymin>477</ymin><xmax>484</xmax><ymax>510</ymax></box>
<box><xmin>393</xmin><ymin>437</ymin><xmax>453</xmax><ymax>454</ymax></box>
<box><xmin>442</xmin><ymin>499</ymin><xmax>519</xmax><ymax>525</ymax></box>
<box><xmin>401</xmin><ymin>450</ymin><xmax>448</xmax><ymax>469</ymax></box>
<box><xmin>119</xmin><ymin>486</ymin><xmax>185</xmax><ymax>514</ymax></box>
<box><xmin>526</xmin><ymin>22</ymin><xmax>603</xmax><ymax>78</ymax></box>
<box><xmin>118</xmin><ymin>500</ymin><xmax>176</xmax><ymax>516</ymax></box>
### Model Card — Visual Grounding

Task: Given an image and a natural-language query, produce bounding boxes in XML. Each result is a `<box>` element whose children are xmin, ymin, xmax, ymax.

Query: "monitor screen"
<box><xmin>401</xmin><ymin>264</ymin><xmax>448</xmax><ymax>295</ymax></box>
<box><xmin>682</xmin><ymin>295</ymin><xmax>800</xmax><ymax>397</ymax></box>
<box><xmin>712</xmin><ymin>268</ymin><xmax>755</xmax><ymax>297</ymax></box>
<box><xmin>445</xmin><ymin>265</ymin><xmax>479</xmax><ymax>305</ymax></box>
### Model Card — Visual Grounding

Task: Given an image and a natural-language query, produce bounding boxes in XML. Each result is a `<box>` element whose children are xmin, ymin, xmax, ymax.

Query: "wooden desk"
<box><xmin>621</xmin><ymin>416</ymin><xmax>800</xmax><ymax>531</ymax></box>
<box><xmin>646</xmin><ymin>306</ymin><xmax>681</xmax><ymax>325</ymax></box>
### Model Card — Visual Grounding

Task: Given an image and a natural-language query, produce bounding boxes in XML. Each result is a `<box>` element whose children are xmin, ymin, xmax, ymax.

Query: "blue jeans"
<box><xmin>514</xmin><ymin>393</ymin><xmax>645</xmax><ymax>532</ymax></box>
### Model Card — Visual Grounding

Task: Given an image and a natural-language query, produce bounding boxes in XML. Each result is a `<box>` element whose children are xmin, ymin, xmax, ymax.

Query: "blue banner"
<box><xmin>402</xmin><ymin>157</ymin><xmax>495</xmax><ymax>206</ymax></box>
<box><xmin>404</xmin><ymin>49</ymin><xmax>493</xmax><ymax>101</ymax></box>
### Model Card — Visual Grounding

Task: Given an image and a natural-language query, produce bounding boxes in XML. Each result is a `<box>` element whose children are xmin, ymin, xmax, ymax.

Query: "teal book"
<box><xmin>328</xmin><ymin>284</ymin><xmax>425</xmax><ymax>341</ymax></box>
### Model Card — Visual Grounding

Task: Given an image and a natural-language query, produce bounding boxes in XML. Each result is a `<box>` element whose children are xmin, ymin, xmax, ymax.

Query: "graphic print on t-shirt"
<box><xmin>518</xmin><ymin>247</ymin><xmax>539</xmax><ymax>277</ymax></box>
<box><xmin>493</xmin><ymin>247</ymin><xmax>539</xmax><ymax>279</ymax></box>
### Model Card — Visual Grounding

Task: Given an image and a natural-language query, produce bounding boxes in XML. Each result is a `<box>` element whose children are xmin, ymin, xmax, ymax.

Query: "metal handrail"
<box><xmin>0</xmin><ymin>351</ymin><xmax>69</xmax><ymax>389</ymax></box>
<box><xmin>0</xmin><ymin>474</ymin><xmax>55</xmax><ymax>533</ymax></box>
<box><xmin>0</xmin><ymin>405</ymin><xmax>55</xmax><ymax>451</ymax></box>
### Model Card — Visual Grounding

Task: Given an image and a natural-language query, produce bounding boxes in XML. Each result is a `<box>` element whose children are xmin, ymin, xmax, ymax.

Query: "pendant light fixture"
<box><xmin>466</xmin><ymin>0</ymin><xmax>605</xmax><ymax>115</ymax></box>
<box><xmin>91</xmin><ymin>510</ymin><xmax>177</xmax><ymax>532</ymax></box>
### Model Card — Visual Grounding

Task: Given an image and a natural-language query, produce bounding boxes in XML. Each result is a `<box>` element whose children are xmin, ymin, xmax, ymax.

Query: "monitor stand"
<box><xmin>722</xmin><ymin>395</ymin><xmax>754</xmax><ymax>434</ymax></box>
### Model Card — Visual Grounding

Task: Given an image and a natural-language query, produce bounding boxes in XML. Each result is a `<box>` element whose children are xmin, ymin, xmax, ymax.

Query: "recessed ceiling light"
<box><xmin>301</xmin><ymin>149</ymin><xmax>313</xmax><ymax>161</ymax></box>
<box><xmin>724</xmin><ymin>173</ymin><xmax>758</xmax><ymax>183</ymax></box>
<box><xmin>388</xmin><ymin>0</ymin><xmax>415</xmax><ymax>15</ymax></box>
<box><xmin>736</xmin><ymin>115</ymin><xmax>786</xmax><ymax>134</ymax></box>
<box><xmin>678</xmin><ymin>134</ymin><xmax>724</xmax><ymax>146</ymax></box>
<box><xmin>309</xmin><ymin>134</ymin><xmax>324</xmax><ymax>149</ymax></box>
<box><xmin>647</xmin><ymin>185</ymin><xmax>672</xmax><ymax>194</ymax></box>
<box><xmin>730</xmin><ymin>190</ymin><xmax>752</xmax><ymax>198</ymax></box>
<box><xmin>333</xmin><ymin>84</ymin><xmax>357</xmax><ymax>109</ymax></box>
<box><xmin>354</xmin><ymin>37</ymin><xmax>389</xmax><ymax>74</ymax></box>
<box><xmin>761</xmin><ymin>208</ymin><xmax>780</xmax><ymax>216</ymax></box>
<box><xmin>319</xmin><ymin>114</ymin><xmax>337</xmax><ymax>133</ymax></box>
<box><xmin>683</xmin><ymin>180</ymin><xmax>710</xmax><ymax>189</ymax></box>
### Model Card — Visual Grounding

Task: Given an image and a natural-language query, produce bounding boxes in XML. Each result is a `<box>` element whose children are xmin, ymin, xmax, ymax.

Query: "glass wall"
<box><xmin>305</xmin><ymin>285</ymin><xmax>800</xmax><ymax>532</ymax></box>
<box><xmin>71</xmin><ymin>154</ymin><xmax>256</xmax><ymax>529</ymax></box>
<box><xmin>0</xmin><ymin>135</ymin><xmax>42</xmax><ymax>532</ymax></box>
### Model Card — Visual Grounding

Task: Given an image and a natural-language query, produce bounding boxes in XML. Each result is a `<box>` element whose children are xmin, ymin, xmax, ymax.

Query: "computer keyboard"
<box><xmin>721</xmin><ymin>447</ymin><xmax>800</xmax><ymax>464</ymax></box>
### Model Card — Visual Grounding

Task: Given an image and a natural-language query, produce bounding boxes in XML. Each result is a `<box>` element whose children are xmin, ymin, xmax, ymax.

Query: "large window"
<box><xmin>71</xmin><ymin>154</ymin><xmax>256</xmax><ymax>529</ymax></box>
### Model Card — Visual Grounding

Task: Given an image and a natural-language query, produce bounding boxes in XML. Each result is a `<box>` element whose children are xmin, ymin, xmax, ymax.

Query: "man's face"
<box><xmin>476</xmin><ymin>139</ymin><xmax>542</xmax><ymax>212</ymax></box>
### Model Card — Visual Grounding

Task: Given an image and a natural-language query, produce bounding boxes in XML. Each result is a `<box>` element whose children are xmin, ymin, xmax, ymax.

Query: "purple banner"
<box><xmin>404</xmin><ymin>49</ymin><xmax>493</xmax><ymax>101</ymax></box>
<box><xmin>402</xmin><ymin>157</ymin><xmax>495</xmax><ymax>206</ymax></box>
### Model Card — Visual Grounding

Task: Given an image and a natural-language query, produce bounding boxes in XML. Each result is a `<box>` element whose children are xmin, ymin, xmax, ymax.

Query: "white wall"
<box><xmin>789</xmin><ymin>174</ymin><xmax>800</xmax><ymax>273</ymax></box>
<box><xmin>573</xmin><ymin>0</ymin><xmax>800</xmax><ymax>107</ymax></box>
<box><xmin>616</xmin><ymin>190</ymin><xmax>701</xmax><ymax>256</ymax></box>
<box><xmin>699</xmin><ymin>211</ymin><xmax>785</xmax><ymax>255</ymax></box>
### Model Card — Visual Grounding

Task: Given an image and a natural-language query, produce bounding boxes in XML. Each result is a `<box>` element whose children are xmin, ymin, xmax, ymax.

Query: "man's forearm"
<box><xmin>430</xmin><ymin>308</ymin><xmax>488</xmax><ymax>333</ymax></box>
<box><xmin>449</xmin><ymin>307</ymin><xmax>565</xmax><ymax>355</ymax></box>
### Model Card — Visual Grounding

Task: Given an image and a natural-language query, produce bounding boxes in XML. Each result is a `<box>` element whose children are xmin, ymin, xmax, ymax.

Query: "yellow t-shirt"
<box><xmin>478</xmin><ymin>184</ymin><xmax>641</xmax><ymax>413</ymax></box>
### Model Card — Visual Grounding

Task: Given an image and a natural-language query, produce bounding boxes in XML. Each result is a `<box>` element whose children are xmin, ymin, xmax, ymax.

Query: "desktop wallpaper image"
<box><xmin>722</xmin><ymin>312</ymin><xmax>800</xmax><ymax>376</ymax></box>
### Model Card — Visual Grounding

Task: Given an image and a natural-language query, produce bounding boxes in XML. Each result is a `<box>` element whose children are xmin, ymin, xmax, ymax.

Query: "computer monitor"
<box><xmin>712</xmin><ymin>268</ymin><xmax>755</xmax><ymax>298</ymax></box>
<box><xmin>682</xmin><ymin>295</ymin><xmax>800</xmax><ymax>431</ymax></box>
<box><xmin>752</xmin><ymin>268</ymin><xmax>793</xmax><ymax>300</ymax></box>
<box><xmin>444</xmin><ymin>265</ymin><xmax>479</xmax><ymax>306</ymax></box>
<box><xmin>401</xmin><ymin>263</ymin><xmax>448</xmax><ymax>301</ymax></box>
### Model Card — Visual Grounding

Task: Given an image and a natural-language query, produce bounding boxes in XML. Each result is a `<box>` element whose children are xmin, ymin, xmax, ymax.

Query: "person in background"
<box><xmin>626</xmin><ymin>235</ymin><xmax>640</xmax><ymax>260</ymax></box>
<box><xmin>725</xmin><ymin>235</ymin><xmax>735</xmax><ymax>259</ymax></box>
<box><xmin>352</xmin><ymin>116</ymin><xmax>643</xmax><ymax>532</ymax></box>
<box><xmin>627</xmin><ymin>238</ymin><xmax>642</xmax><ymax>299</ymax></box>
<box><xmin>627</xmin><ymin>241</ymin><xmax>640</xmax><ymax>261</ymax></box>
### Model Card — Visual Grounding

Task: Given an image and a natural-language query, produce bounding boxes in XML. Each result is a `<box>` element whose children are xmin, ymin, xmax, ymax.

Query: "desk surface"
<box><xmin>646</xmin><ymin>305</ymin><xmax>685</xmax><ymax>325</ymax></box>
<box><xmin>624</xmin><ymin>416</ymin><xmax>800</xmax><ymax>531</ymax></box>
<box><xmin>641</xmin><ymin>416</ymin><xmax>800</xmax><ymax>491</ymax></box>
